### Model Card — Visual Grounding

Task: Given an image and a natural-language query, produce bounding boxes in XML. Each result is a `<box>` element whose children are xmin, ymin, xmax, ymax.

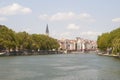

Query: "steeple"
<box><xmin>46</xmin><ymin>24</ymin><xmax>49</xmax><ymax>36</ymax></box>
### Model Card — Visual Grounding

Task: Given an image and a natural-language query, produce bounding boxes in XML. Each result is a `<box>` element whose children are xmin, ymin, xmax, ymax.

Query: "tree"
<box><xmin>16</xmin><ymin>32</ymin><xmax>32</xmax><ymax>50</ymax></box>
<box><xmin>97</xmin><ymin>27</ymin><xmax>120</xmax><ymax>55</ymax></box>
<box><xmin>0</xmin><ymin>25</ymin><xmax>17</xmax><ymax>52</ymax></box>
<box><xmin>0</xmin><ymin>25</ymin><xmax>60</xmax><ymax>53</ymax></box>
<box><xmin>97</xmin><ymin>33</ymin><xmax>110</xmax><ymax>51</ymax></box>
<box><xmin>112</xmin><ymin>37</ymin><xmax>120</xmax><ymax>54</ymax></box>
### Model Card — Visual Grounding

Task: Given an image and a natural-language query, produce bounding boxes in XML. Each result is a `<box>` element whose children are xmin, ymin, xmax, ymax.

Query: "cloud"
<box><xmin>81</xmin><ymin>31</ymin><xmax>100</xmax><ymax>36</ymax></box>
<box><xmin>0</xmin><ymin>17</ymin><xmax>7</xmax><ymax>21</ymax></box>
<box><xmin>51</xmin><ymin>30</ymin><xmax>101</xmax><ymax>40</ymax></box>
<box><xmin>50</xmin><ymin>12</ymin><xmax>75</xmax><ymax>21</ymax></box>
<box><xmin>22</xmin><ymin>28</ymin><xmax>31</xmax><ymax>33</ymax></box>
<box><xmin>67</xmin><ymin>24</ymin><xmax>79</xmax><ymax>30</ymax></box>
<box><xmin>39</xmin><ymin>14</ymin><xmax>49</xmax><ymax>20</ymax></box>
<box><xmin>0</xmin><ymin>3</ymin><xmax>32</xmax><ymax>15</ymax></box>
<box><xmin>80</xmin><ymin>31</ymin><xmax>101</xmax><ymax>40</ymax></box>
<box><xmin>39</xmin><ymin>12</ymin><xmax>95</xmax><ymax>22</ymax></box>
<box><xmin>60</xmin><ymin>32</ymin><xmax>71</xmax><ymax>38</ymax></box>
<box><xmin>112</xmin><ymin>18</ymin><xmax>120</xmax><ymax>22</ymax></box>
<box><xmin>53</xmin><ymin>31</ymin><xmax>101</xmax><ymax>40</ymax></box>
<box><xmin>39</xmin><ymin>12</ymin><xmax>75</xmax><ymax>21</ymax></box>
<box><xmin>51</xmin><ymin>31</ymin><xmax>71</xmax><ymax>39</ymax></box>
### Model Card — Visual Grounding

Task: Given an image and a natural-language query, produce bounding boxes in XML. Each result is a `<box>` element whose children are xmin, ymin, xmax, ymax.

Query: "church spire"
<box><xmin>46</xmin><ymin>24</ymin><xmax>49</xmax><ymax>36</ymax></box>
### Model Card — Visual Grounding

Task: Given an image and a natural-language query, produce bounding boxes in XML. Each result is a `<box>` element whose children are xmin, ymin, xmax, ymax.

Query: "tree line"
<box><xmin>97</xmin><ymin>27</ymin><xmax>120</xmax><ymax>55</ymax></box>
<box><xmin>0</xmin><ymin>25</ymin><xmax>60</xmax><ymax>53</ymax></box>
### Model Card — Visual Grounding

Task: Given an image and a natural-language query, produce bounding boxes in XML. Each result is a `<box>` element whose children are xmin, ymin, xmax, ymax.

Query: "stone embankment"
<box><xmin>97</xmin><ymin>52</ymin><xmax>120</xmax><ymax>58</ymax></box>
<box><xmin>0</xmin><ymin>50</ymin><xmax>63</xmax><ymax>56</ymax></box>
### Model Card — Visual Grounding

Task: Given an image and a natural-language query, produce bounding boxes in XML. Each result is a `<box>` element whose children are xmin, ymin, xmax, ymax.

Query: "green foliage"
<box><xmin>97</xmin><ymin>33</ymin><xmax>110</xmax><ymax>51</ymax></box>
<box><xmin>97</xmin><ymin>27</ymin><xmax>120</xmax><ymax>54</ymax></box>
<box><xmin>0</xmin><ymin>25</ymin><xmax>60</xmax><ymax>52</ymax></box>
<box><xmin>0</xmin><ymin>25</ymin><xmax>17</xmax><ymax>51</ymax></box>
<box><xmin>112</xmin><ymin>37</ymin><xmax>120</xmax><ymax>54</ymax></box>
<box><xmin>16</xmin><ymin>32</ymin><xmax>32</xmax><ymax>50</ymax></box>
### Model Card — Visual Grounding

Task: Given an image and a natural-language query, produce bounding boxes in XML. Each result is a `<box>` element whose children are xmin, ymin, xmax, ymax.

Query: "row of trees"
<box><xmin>0</xmin><ymin>25</ymin><xmax>60</xmax><ymax>52</ymax></box>
<box><xmin>97</xmin><ymin>27</ymin><xmax>120</xmax><ymax>55</ymax></box>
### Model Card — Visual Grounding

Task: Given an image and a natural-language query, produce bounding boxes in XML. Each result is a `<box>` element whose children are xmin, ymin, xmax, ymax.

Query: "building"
<box><xmin>58</xmin><ymin>37</ymin><xmax>97</xmax><ymax>52</ymax></box>
<box><xmin>45</xmin><ymin>24</ymin><xmax>49</xmax><ymax>36</ymax></box>
<box><xmin>44</xmin><ymin>25</ymin><xmax>97</xmax><ymax>52</ymax></box>
<box><xmin>58</xmin><ymin>39</ymin><xmax>76</xmax><ymax>51</ymax></box>
<box><xmin>76</xmin><ymin>37</ymin><xmax>85</xmax><ymax>51</ymax></box>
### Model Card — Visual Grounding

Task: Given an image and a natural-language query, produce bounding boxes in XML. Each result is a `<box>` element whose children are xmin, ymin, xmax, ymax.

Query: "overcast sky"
<box><xmin>0</xmin><ymin>0</ymin><xmax>120</xmax><ymax>40</ymax></box>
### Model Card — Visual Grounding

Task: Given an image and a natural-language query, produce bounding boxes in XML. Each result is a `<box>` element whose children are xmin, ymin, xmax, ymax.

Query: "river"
<box><xmin>0</xmin><ymin>52</ymin><xmax>120</xmax><ymax>80</ymax></box>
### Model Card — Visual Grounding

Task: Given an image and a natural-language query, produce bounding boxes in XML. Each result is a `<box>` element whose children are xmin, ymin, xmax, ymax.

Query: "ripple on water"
<box><xmin>52</xmin><ymin>69</ymin><xmax>99</xmax><ymax>80</ymax></box>
<box><xmin>55</xmin><ymin>65</ymin><xmax>88</xmax><ymax>71</ymax></box>
<box><xmin>4</xmin><ymin>69</ymin><xmax>44</xmax><ymax>80</ymax></box>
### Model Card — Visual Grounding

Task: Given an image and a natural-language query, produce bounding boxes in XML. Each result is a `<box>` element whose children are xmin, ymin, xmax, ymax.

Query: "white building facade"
<box><xmin>58</xmin><ymin>37</ymin><xmax>97</xmax><ymax>52</ymax></box>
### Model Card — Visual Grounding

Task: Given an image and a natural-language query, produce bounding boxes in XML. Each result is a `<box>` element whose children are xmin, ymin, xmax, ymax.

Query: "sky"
<box><xmin>0</xmin><ymin>0</ymin><xmax>120</xmax><ymax>40</ymax></box>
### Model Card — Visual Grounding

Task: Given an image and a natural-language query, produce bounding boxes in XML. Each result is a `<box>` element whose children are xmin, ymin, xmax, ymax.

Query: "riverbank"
<box><xmin>97</xmin><ymin>52</ymin><xmax>120</xmax><ymax>58</ymax></box>
<box><xmin>0</xmin><ymin>50</ymin><xmax>63</xmax><ymax>56</ymax></box>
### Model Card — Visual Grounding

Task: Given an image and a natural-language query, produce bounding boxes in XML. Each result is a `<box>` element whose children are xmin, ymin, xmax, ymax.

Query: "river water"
<box><xmin>0</xmin><ymin>53</ymin><xmax>120</xmax><ymax>80</ymax></box>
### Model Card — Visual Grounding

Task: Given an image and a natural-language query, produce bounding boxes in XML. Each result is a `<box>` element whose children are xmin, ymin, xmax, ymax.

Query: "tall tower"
<box><xmin>46</xmin><ymin>24</ymin><xmax>49</xmax><ymax>36</ymax></box>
